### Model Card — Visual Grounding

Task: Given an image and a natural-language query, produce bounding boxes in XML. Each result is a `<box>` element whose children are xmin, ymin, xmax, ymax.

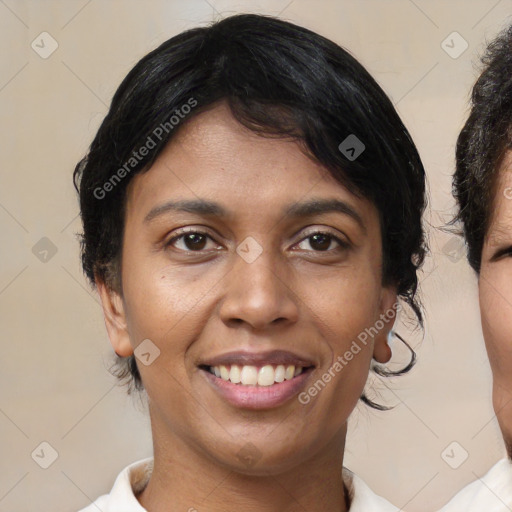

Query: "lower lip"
<box><xmin>201</xmin><ymin>368</ymin><xmax>313</xmax><ymax>410</ymax></box>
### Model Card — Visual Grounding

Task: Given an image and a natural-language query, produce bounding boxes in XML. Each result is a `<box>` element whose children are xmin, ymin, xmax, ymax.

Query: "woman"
<box><xmin>73</xmin><ymin>13</ymin><xmax>427</xmax><ymax>511</ymax></box>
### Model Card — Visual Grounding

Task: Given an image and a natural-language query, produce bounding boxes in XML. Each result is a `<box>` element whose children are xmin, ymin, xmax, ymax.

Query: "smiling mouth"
<box><xmin>200</xmin><ymin>364</ymin><xmax>314</xmax><ymax>386</ymax></box>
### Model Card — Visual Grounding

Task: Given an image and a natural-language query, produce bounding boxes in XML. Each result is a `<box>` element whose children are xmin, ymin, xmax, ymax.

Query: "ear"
<box><xmin>96</xmin><ymin>276</ymin><xmax>133</xmax><ymax>357</ymax></box>
<box><xmin>372</xmin><ymin>285</ymin><xmax>398</xmax><ymax>364</ymax></box>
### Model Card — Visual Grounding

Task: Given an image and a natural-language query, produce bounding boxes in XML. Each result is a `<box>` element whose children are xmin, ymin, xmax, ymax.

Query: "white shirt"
<box><xmin>439</xmin><ymin>458</ymin><xmax>512</xmax><ymax>511</ymax></box>
<box><xmin>77</xmin><ymin>458</ymin><xmax>399</xmax><ymax>511</ymax></box>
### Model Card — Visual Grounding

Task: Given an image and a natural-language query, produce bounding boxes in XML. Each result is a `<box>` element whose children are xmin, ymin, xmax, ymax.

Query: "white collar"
<box><xmin>78</xmin><ymin>458</ymin><xmax>399</xmax><ymax>511</ymax></box>
<box><xmin>439</xmin><ymin>458</ymin><xmax>512</xmax><ymax>511</ymax></box>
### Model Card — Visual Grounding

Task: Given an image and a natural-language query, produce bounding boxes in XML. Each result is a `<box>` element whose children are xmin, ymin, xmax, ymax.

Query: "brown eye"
<box><xmin>182</xmin><ymin>233</ymin><xmax>208</xmax><ymax>250</ymax></box>
<box><xmin>166</xmin><ymin>231</ymin><xmax>216</xmax><ymax>252</ymax></box>
<box><xmin>309</xmin><ymin>233</ymin><xmax>333</xmax><ymax>251</ymax></box>
<box><xmin>295</xmin><ymin>231</ymin><xmax>349</xmax><ymax>252</ymax></box>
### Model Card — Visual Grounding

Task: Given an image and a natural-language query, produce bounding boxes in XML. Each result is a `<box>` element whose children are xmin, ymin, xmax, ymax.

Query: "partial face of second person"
<box><xmin>98</xmin><ymin>101</ymin><xmax>396</xmax><ymax>475</ymax></box>
<box><xmin>480</xmin><ymin>151</ymin><xmax>512</xmax><ymax>457</ymax></box>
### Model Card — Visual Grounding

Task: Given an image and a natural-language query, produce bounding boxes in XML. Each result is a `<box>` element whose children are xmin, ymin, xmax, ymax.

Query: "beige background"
<box><xmin>1</xmin><ymin>0</ymin><xmax>511</xmax><ymax>510</ymax></box>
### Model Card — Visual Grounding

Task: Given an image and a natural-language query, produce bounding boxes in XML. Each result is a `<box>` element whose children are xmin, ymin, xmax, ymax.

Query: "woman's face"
<box><xmin>98</xmin><ymin>102</ymin><xmax>396</xmax><ymax>474</ymax></box>
<box><xmin>480</xmin><ymin>151</ymin><xmax>512</xmax><ymax>457</ymax></box>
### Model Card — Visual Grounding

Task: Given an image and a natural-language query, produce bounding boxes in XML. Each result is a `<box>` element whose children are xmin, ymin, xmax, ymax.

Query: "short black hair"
<box><xmin>73</xmin><ymin>13</ymin><xmax>427</xmax><ymax>405</ymax></box>
<box><xmin>454</xmin><ymin>24</ymin><xmax>512</xmax><ymax>272</ymax></box>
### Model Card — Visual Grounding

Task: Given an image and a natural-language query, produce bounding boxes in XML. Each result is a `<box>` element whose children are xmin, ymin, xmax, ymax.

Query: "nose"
<box><xmin>218</xmin><ymin>250</ymin><xmax>300</xmax><ymax>331</ymax></box>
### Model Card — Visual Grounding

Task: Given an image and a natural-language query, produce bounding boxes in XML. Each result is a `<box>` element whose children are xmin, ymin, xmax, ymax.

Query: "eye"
<box><xmin>164</xmin><ymin>228</ymin><xmax>349</xmax><ymax>255</ymax></box>
<box><xmin>165</xmin><ymin>229</ymin><xmax>220</xmax><ymax>252</ymax></box>
<box><xmin>294</xmin><ymin>231</ymin><xmax>349</xmax><ymax>253</ymax></box>
<box><xmin>492</xmin><ymin>245</ymin><xmax>512</xmax><ymax>261</ymax></box>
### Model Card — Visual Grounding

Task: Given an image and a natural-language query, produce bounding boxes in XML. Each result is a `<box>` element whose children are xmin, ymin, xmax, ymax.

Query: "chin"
<box><xmin>206</xmin><ymin>440</ymin><xmax>314</xmax><ymax>477</ymax></box>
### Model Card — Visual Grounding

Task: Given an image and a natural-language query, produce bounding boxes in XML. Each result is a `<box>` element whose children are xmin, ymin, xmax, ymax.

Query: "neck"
<box><xmin>137</xmin><ymin>413</ymin><xmax>350</xmax><ymax>512</ymax></box>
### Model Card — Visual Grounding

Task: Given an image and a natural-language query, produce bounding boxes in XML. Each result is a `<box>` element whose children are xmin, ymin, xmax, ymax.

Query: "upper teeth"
<box><xmin>211</xmin><ymin>364</ymin><xmax>304</xmax><ymax>386</ymax></box>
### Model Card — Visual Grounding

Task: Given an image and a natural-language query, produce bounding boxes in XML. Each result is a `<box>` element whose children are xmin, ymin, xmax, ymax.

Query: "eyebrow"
<box><xmin>144</xmin><ymin>197</ymin><xmax>366</xmax><ymax>231</ymax></box>
<box><xmin>284</xmin><ymin>198</ymin><xmax>365</xmax><ymax>231</ymax></box>
<box><xmin>144</xmin><ymin>199</ymin><xmax>227</xmax><ymax>223</ymax></box>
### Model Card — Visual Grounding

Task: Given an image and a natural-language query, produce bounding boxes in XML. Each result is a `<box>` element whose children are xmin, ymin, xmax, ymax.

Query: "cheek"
<box><xmin>122</xmin><ymin>246</ymin><xmax>220</xmax><ymax>340</ymax></box>
<box><xmin>304</xmin><ymin>268</ymin><xmax>382</xmax><ymax>401</ymax></box>
<box><xmin>479</xmin><ymin>271</ymin><xmax>512</xmax><ymax>382</ymax></box>
<box><xmin>481</xmin><ymin>273</ymin><xmax>512</xmax><ymax>449</ymax></box>
<box><xmin>308</xmin><ymin>266</ymin><xmax>382</xmax><ymax>344</ymax></box>
<box><xmin>121</xmin><ymin>264</ymin><xmax>210</xmax><ymax>409</ymax></box>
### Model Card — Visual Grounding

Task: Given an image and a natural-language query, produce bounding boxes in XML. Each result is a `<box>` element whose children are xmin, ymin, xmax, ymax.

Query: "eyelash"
<box><xmin>165</xmin><ymin>228</ymin><xmax>350</xmax><ymax>255</ymax></box>
<box><xmin>493</xmin><ymin>246</ymin><xmax>512</xmax><ymax>260</ymax></box>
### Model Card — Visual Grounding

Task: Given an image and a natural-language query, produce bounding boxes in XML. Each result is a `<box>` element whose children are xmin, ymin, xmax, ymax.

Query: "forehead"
<box><xmin>156</xmin><ymin>102</ymin><xmax>330</xmax><ymax>189</ymax></box>
<box><xmin>125</xmin><ymin>102</ymin><xmax>378</xmax><ymax>229</ymax></box>
<box><xmin>486</xmin><ymin>152</ymin><xmax>512</xmax><ymax>245</ymax></box>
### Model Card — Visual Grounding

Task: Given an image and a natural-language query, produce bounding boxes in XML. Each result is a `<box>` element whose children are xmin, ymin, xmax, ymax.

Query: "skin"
<box><xmin>480</xmin><ymin>150</ymin><xmax>512</xmax><ymax>459</ymax></box>
<box><xmin>97</xmin><ymin>102</ymin><xmax>396</xmax><ymax>512</ymax></box>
